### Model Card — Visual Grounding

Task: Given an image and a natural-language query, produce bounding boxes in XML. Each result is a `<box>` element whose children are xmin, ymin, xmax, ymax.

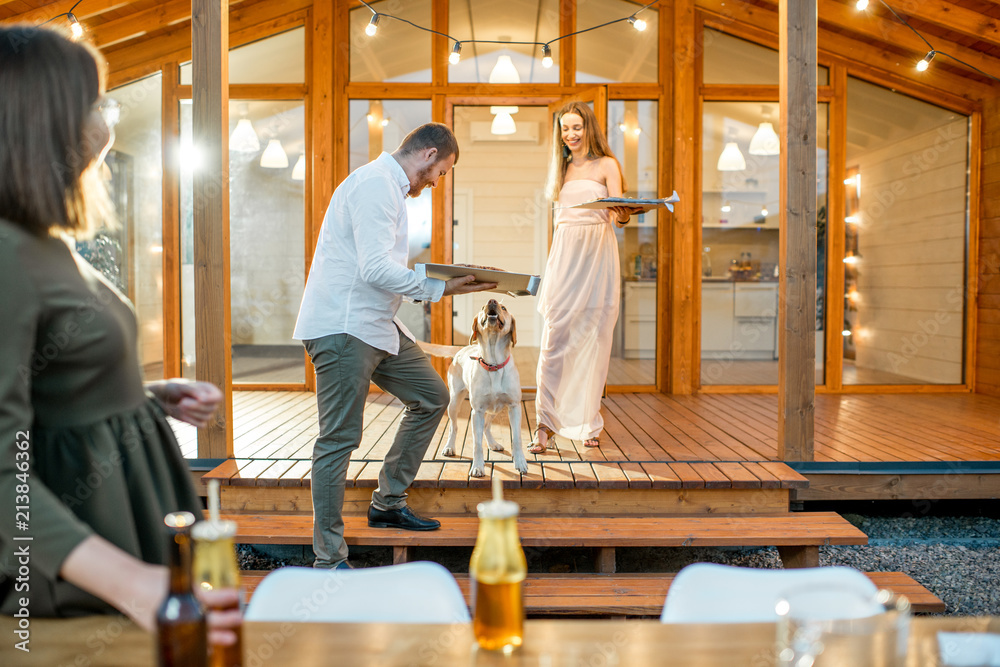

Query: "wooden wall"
<box><xmin>852</xmin><ymin>120</ymin><xmax>968</xmax><ymax>384</ymax></box>
<box><xmin>979</xmin><ymin>96</ymin><xmax>1000</xmax><ymax>396</ymax></box>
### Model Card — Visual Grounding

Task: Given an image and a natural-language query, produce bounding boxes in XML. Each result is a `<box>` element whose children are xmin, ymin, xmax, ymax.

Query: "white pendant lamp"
<box><xmin>488</xmin><ymin>55</ymin><xmax>520</xmax><ymax>84</ymax></box>
<box><xmin>490</xmin><ymin>111</ymin><xmax>517</xmax><ymax>135</ymax></box>
<box><xmin>230</xmin><ymin>103</ymin><xmax>260</xmax><ymax>153</ymax></box>
<box><xmin>717</xmin><ymin>141</ymin><xmax>746</xmax><ymax>171</ymax></box>
<box><xmin>291</xmin><ymin>154</ymin><xmax>306</xmax><ymax>181</ymax></box>
<box><xmin>749</xmin><ymin>106</ymin><xmax>780</xmax><ymax>156</ymax></box>
<box><xmin>260</xmin><ymin>139</ymin><xmax>289</xmax><ymax>168</ymax></box>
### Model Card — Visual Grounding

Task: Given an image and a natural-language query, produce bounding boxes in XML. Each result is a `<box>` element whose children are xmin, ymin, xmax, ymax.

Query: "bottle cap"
<box><xmin>477</xmin><ymin>475</ymin><xmax>519</xmax><ymax>519</ymax></box>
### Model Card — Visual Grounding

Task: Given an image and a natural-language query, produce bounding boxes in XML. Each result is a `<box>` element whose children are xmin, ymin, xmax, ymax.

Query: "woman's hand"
<box><xmin>610</xmin><ymin>205</ymin><xmax>642</xmax><ymax>227</ymax></box>
<box><xmin>147</xmin><ymin>379</ymin><xmax>223</xmax><ymax>427</ymax></box>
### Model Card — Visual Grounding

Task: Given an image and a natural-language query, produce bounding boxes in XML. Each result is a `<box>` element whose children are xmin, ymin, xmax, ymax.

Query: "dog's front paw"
<box><xmin>487</xmin><ymin>441</ymin><xmax>505</xmax><ymax>452</ymax></box>
<box><xmin>470</xmin><ymin>465</ymin><xmax>486</xmax><ymax>478</ymax></box>
<box><xmin>514</xmin><ymin>459</ymin><xmax>528</xmax><ymax>474</ymax></box>
<box><xmin>441</xmin><ymin>447</ymin><xmax>455</xmax><ymax>457</ymax></box>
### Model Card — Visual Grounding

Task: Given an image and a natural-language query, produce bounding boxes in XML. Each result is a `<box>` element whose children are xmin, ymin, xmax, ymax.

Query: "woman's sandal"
<box><xmin>529</xmin><ymin>425</ymin><xmax>554</xmax><ymax>454</ymax></box>
<box><xmin>583</xmin><ymin>436</ymin><xmax>600</xmax><ymax>448</ymax></box>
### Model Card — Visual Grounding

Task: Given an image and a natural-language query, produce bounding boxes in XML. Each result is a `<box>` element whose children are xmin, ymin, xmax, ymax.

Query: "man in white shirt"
<box><xmin>294</xmin><ymin>123</ymin><xmax>494</xmax><ymax>570</ymax></box>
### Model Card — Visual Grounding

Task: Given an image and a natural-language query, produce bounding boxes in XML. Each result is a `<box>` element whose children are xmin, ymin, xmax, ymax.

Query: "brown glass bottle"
<box><xmin>157</xmin><ymin>511</ymin><xmax>207</xmax><ymax>667</ymax></box>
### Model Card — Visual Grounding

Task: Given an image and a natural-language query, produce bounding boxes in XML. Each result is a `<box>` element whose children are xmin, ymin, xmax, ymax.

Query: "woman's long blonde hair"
<box><xmin>544</xmin><ymin>101</ymin><xmax>627</xmax><ymax>201</ymax></box>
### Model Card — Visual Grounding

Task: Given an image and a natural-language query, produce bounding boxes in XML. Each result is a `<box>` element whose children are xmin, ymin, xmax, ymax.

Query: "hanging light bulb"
<box><xmin>68</xmin><ymin>13</ymin><xmax>83</xmax><ymax>39</ymax></box>
<box><xmin>365</xmin><ymin>14</ymin><xmax>380</xmax><ymax>37</ymax></box>
<box><xmin>542</xmin><ymin>44</ymin><xmax>553</xmax><ymax>69</ymax></box>
<box><xmin>632</xmin><ymin>126</ymin><xmax>642</xmax><ymax>136</ymax></box>
<box><xmin>855</xmin><ymin>0</ymin><xmax>869</xmax><ymax>9</ymax></box>
<box><xmin>490</xmin><ymin>111</ymin><xmax>516</xmax><ymax>136</ymax></box>
<box><xmin>916</xmin><ymin>51</ymin><xmax>936</xmax><ymax>72</ymax></box>
<box><xmin>291</xmin><ymin>154</ymin><xmax>306</xmax><ymax>181</ymax></box>
<box><xmin>260</xmin><ymin>139</ymin><xmax>289</xmax><ymax>168</ymax></box>
<box><xmin>380</xmin><ymin>117</ymin><xmax>389</xmax><ymax>127</ymax></box>
<box><xmin>488</xmin><ymin>55</ymin><xmax>520</xmax><ymax>84</ymax></box>
<box><xmin>717</xmin><ymin>141</ymin><xmax>746</xmax><ymax>171</ymax></box>
<box><xmin>230</xmin><ymin>103</ymin><xmax>260</xmax><ymax>153</ymax></box>
<box><xmin>449</xmin><ymin>42</ymin><xmax>462</xmax><ymax>65</ymax></box>
<box><xmin>628</xmin><ymin>16</ymin><xmax>647</xmax><ymax>31</ymax></box>
<box><xmin>749</xmin><ymin>105</ymin><xmax>780</xmax><ymax>156</ymax></box>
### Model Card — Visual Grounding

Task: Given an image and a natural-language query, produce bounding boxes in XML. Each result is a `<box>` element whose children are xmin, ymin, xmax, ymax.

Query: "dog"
<box><xmin>421</xmin><ymin>299</ymin><xmax>526</xmax><ymax>477</ymax></box>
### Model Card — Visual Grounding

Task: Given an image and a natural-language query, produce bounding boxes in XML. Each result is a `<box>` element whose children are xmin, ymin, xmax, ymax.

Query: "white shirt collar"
<box><xmin>378</xmin><ymin>152</ymin><xmax>411</xmax><ymax>195</ymax></box>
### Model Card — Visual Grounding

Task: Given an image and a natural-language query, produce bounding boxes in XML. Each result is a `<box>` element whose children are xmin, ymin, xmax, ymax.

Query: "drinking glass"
<box><xmin>776</xmin><ymin>586</ymin><xmax>910</xmax><ymax>667</ymax></box>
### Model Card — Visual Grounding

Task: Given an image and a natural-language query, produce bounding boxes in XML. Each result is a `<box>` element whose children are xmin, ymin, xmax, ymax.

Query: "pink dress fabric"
<box><xmin>535</xmin><ymin>179</ymin><xmax>620</xmax><ymax>441</ymax></box>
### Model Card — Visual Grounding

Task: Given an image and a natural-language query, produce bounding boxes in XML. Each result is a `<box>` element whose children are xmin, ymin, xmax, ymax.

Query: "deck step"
<box><xmin>222</xmin><ymin>511</ymin><xmax>867</xmax><ymax>570</ymax></box>
<box><xmin>237</xmin><ymin>570</ymin><xmax>945</xmax><ymax>615</ymax></box>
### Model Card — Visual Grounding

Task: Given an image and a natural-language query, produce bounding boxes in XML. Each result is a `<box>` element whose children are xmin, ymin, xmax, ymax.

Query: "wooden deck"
<box><xmin>176</xmin><ymin>391</ymin><xmax>1000</xmax><ymax>502</ymax></box>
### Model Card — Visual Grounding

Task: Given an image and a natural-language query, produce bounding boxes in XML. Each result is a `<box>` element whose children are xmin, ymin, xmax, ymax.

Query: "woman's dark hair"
<box><xmin>0</xmin><ymin>24</ymin><xmax>111</xmax><ymax>235</ymax></box>
<box><xmin>396</xmin><ymin>122</ymin><xmax>460</xmax><ymax>165</ymax></box>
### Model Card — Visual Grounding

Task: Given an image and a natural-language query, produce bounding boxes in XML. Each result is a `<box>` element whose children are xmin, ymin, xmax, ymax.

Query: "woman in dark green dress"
<box><xmin>0</xmin><ymin>25</ymin><xmax>237</xmax><ymax>641</ymax></box>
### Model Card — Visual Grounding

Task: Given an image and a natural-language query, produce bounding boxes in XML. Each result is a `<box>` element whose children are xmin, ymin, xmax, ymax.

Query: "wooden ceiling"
<box><xmin>1</xmin><ymin>0</ymin><xmax>999</xmax><ymax>99</ymax></box>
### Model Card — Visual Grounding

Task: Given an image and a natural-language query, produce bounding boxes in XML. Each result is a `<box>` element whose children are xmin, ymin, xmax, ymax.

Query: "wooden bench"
<box><xmin>237</xmin><ymin>570</ymin><xmax>946</xmax><ymax>615</ymax></box>
<box><xmin>221</xmin><ymin>511</ymin><xmax>867</xmax><ymax>570</ymax></box>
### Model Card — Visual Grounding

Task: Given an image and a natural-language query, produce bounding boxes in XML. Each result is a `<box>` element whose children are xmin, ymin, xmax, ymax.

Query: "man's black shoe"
<box><xmin>367</xmin><ymin>504</ymin><xmax>441</xmax><ymax>531</ymax></box>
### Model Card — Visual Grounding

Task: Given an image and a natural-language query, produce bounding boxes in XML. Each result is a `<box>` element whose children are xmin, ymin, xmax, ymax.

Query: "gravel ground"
<box><xmin>239</xmin><ymin>508</ymin><xmax>1000</xmax><ymax>617</ymax></box>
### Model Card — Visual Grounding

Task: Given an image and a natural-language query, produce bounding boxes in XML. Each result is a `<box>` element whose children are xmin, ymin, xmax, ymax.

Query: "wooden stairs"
<box><xmin>205</xmin><ymin>459</ymin><xmax>945</xmax><ymax>615</ymax></box>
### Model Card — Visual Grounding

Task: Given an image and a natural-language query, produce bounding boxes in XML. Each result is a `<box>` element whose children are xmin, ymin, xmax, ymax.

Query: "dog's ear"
<box><xmin>470</xmin><ymin>314</ymin><xmax>479</xmax><ymax>344</ymax></box>
<box><xmin>509</xmin><ymin>317</ymin><xmax>517</xmax><ymax>347</ymax></box>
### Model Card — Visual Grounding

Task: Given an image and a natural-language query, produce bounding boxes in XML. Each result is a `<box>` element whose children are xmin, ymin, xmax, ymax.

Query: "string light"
<box><xmin>357</xmin><ymin>0</ymin><xmax>661</xmax><ymax>71</ymax></box>
<box><xmin>68</xmin><ymin>13</ymin><xmax>83</xmax><ymax>39</ymax></box>
<box><xmin>916</xmin><ymin>50</ymin><xmax>935</xmax><ymax>72</ymax></box>
<box><xmin>855</xmin><ymin>0</ymin><xmax>869</xmax><ymax>9</ymax></box>
<box><xmin>41</xmin><ymin>0</ymin><xmax>86</xmax><ymax>40</ymax></box>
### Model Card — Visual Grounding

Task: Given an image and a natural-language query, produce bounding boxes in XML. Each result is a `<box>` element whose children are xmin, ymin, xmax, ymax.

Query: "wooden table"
<box><xmin>3</xmin><ymin>616</ymin><xmax>997</xmax><ymax>666</ymax></box>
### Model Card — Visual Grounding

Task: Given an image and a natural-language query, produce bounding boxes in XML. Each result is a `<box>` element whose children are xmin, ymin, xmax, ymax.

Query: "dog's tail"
<box><xmin>417</xmin><ymin>341</ymin><xmax>465</xmax><ymax>358</ymax></box>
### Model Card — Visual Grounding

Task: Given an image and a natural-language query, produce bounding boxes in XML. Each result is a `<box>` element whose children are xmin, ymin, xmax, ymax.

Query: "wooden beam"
<box><xmin>88</xmin><ymin>0</ymin><xmax>193</xmax><ymax>48</ymax></box>
<box><xmin>671</xmin><ymin>0</ymin><xmax>697</xmax><ymax>394</ymax></box>
<box><xmin>777</xmin><ymin>0</ymin><xmax>817</xmax><ymax>461</ymax></box>
<box><xmin>860</xmin><ymin>0</ymin><xmax>1000</xmax><ymax>49</ymax></box>
<box><xmin>824</xmin><ymin>63</ymin><xmax>848</xmax><ymax>392</ymax></box>
<box><xmin>658</xmin><ymin>4</ymin><xmax>674</xmax><ymax>393</ymax></box>
<box><xmin>161</xmin><ymin>62</ymin><xmax>181</xmax><ymax>379</ymax></box>
<box><xmin>307</xmin><ymin>0</ymin><xmax>334</xmax><ymax>395</ymax></box>
<box><xmin>696</xmin><ymin>0</ymin><xmax>994</xmax><ymax>103</ymax></box>
<box><xmin>560</xmin><ymin>0</ymin><xmax>575</xmax><ymax>87</ymax></box>
<box><xmin>813</xmin><ymin>0</ymin><xmax>1000</xmax><ymax>83</ymax></box>
<box><xmin>2</xmin><ymin>0</ymin><xmax>128</xmax><ymax>24</ymax></box>
<box><xmin>191</xmin><ymin>0</ymin><xmax>232</xmax><ymax>459</ymax></box>
<box><xmin>103</xmin><ymin>0</ymin><xmax>310</xmax><ymax>89</ymax></box>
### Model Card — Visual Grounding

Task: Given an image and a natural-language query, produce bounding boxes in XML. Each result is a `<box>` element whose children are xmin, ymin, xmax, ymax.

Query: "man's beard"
<box><xmin>407</xmin><ymin>163</ymin><xmax>437</xmax><ymax>197</ymax></box>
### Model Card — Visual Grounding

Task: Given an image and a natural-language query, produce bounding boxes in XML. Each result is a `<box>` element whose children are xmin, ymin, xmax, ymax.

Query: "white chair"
<box><xmin>660</xmin><ymin>563</ymin><xmax>881</xmax><ymax>623</ymax></box>
<box><xmin>244</xmin><ymin>561</ymin><xmax>471</xmax><ymax>623</ymax></box>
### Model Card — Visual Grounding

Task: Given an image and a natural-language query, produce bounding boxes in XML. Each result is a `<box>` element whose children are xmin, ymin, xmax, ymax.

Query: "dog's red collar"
<box><xmin>476</xmin><ymin>356</ymin><xmax>511</xmax><ymax>372</ymax></box>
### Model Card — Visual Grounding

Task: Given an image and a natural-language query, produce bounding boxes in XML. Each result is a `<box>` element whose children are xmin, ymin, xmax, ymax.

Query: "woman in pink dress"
<box><xmin>531</xmin><ymin>102</ymin><xmax>639</xmax><ymax>453</ymax></box>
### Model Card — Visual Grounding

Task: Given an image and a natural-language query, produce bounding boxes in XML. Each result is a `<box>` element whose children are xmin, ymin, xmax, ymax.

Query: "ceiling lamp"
<box><xmin>230</xmin><ymin>103</ymin><xmax>260</xmax><ymax>153</ymax></box>
<box><xmin>291</xmin><ymin>154</ymin><xmax>306</xmax><ymax>181</ymax></box>
<box><xmin>488</xmin><ymin>55</ymin><xmax>520</xmax><ymax>84</ymax></box>
<box><xmin>717</xmin><ymin>140</ymin><xmax>746</xmax><ymax>171</ymax></box>
<box><xmin>749</xmin><ymin>106</ymin><xmax>780</xmax><ymax>156</ymax></box>
<box><xmin>260</xmin><ymin>139</ymin><xmax>289</xmax><ymax>168</ymax></box>
<box><xmin>491</xmin><ymin>111</ymin><xmax>516</xmax><ymax>136</ymax></box>
<box><xmin>490</xmin><ymin>105</ymin><xmax>519</xmax><ymax>115</ymax></box>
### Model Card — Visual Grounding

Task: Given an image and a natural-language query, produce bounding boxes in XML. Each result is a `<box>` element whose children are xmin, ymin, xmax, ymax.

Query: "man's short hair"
<box><xmin>396</xmin><ymin>122</ymin><xmax>459</xmax><ymax>165</ymax></box>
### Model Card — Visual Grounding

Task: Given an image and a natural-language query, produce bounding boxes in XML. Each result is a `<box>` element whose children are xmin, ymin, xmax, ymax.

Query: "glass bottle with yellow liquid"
<box><xmin>469</xmin><ymin>476</ymin><xmax>527</xmax><ymax>652</ymax></box>
<box><xmin>192</xmin><ymin>480</ymin><xmax>243</xmax><ymax>667</ymax></box>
